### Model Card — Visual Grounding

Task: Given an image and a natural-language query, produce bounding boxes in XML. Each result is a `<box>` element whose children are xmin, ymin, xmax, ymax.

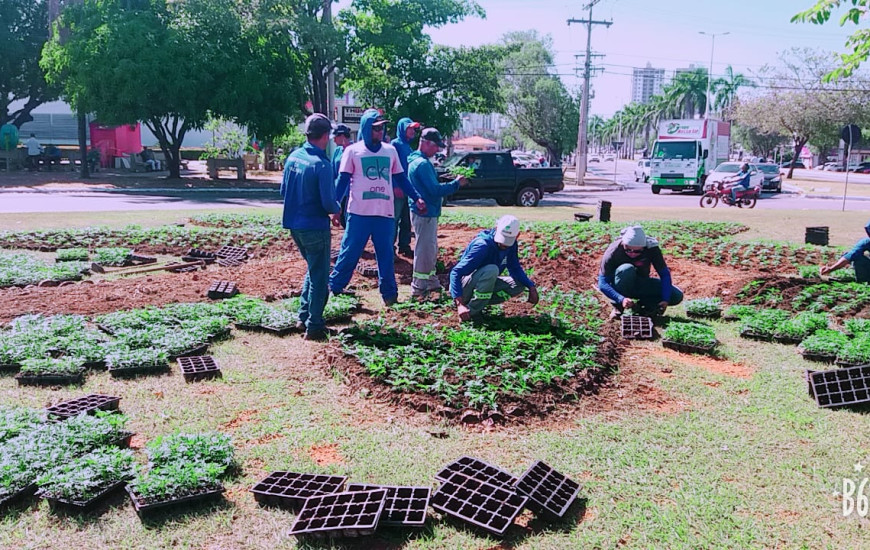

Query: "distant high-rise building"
<box><xmin>631</xmin><ymin>62</ymin><xmax>665</xmax><ymax>104</ymax></box>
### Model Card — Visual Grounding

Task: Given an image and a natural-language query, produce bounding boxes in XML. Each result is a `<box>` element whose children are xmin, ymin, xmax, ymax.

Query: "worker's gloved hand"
<box><xmin>527</xmin><ymin>286</ymin><xmax>539</xmax><ymax>305</ymax></box>
<box><xmin>621</xmin><ymin>297</ymin><xmax>635</xmax><ymax>309</ymax></box>
<box><xmin>658</xmin><ymin>301</ymin><xmax>669</xmax><ymax>315</ymax></box>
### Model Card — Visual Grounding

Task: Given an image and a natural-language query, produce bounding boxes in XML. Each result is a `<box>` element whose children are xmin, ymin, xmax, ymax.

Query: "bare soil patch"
<box><xmin>644</xmin><ymin>348</ymin><xmax>754</xmax><ymax>379</ymax></box>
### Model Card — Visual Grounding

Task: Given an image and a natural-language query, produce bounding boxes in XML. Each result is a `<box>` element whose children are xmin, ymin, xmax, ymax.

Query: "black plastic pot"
<box><xmin>40</xmin><ymin>480</ymin><xmax>127</xmax><ymax>515</ymax></box>
<box><xmin>126</xmin><ymin>484</ymin><xmax>225</xmax><ymax>518</ymax></box>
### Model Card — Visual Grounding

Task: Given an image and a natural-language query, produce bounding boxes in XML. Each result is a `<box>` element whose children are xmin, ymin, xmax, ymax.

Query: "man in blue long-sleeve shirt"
<box><xmin>281</xmin><ymin>113</ymin><xmax>341</xmax><ymax>341</ymax></box>
<box><xmin>449</xmin><ymin>215</ymin><xmax>539</xmax><ymax>321</ymax></box>
<box><xmin>407</xmin><ymin>128</ymin><xmax>469</xmax><ymax>299</ymax></box>
<box><xmin>597</xmin><ymin>225</ymin><xmax>683</xmax><ymax>319</ymax></box>
<box><xmin>820</xmin><ymin>220</ymin><xmax>870</xmax><ymax>283</ymax></box>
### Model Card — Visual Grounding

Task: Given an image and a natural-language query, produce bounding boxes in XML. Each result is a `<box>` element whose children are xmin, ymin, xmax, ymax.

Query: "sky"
<box><xmin>411</xmin><ymin>0</ymin><xmax>861</xmax><ymax>118</ymax></box>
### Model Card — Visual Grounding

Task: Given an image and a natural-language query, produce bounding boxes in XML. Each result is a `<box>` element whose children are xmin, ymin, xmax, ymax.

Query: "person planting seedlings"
<box><xmin>820</xmin><ymin>220</ymin><xmax>870</xmax><ymax>283</ymax></box>
<box><xmin>597</xmin><ymin>225</ymin><xmax>684</xmax><ymax>319</ymax></box>
<box><xmin>449</xmin><ymin>215</ymin><xmax>538</xmax><ymax>321</ymax></box>
<box><xmin>407</xmin><ymin>127</ymin><xmax>470</xmax><ymax>300</ymax></box>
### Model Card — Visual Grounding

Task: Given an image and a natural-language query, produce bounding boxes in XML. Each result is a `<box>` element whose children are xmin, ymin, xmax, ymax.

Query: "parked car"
<box><xmin>634</xmin><ymin>159</ymin><xmax>650</xmax><ymax>183</ymax></box>
<box><xmin>755</xmin><ymin>163</ymin><xmax>783</xmax><ymax>193</ymax></box>
<box><xmin>853</xmin><ymin>162</ymin><xmax>870</xmax><ymax>174</ymax></box>
<box><xmin>706</xmin><ymin>162</ymin><xmax>764</xmax><ymax>190</ymax></box>
<box><xmin>510</xmin><ymin>151</ymin><xmax>541</xmax><ymax>168</ymax></box>
<box><xmin>603</xmin><ymin>155</ymin><xmax>615</xmax><ymax>162</ymax></box>
<box><xmin>781</xmin><ymin>160</ymin><xmax>806</xmax><ymax>170</ymax></box>
<box><xmin>588</xmin><ymin>156</ymin><xmax>600</xmax><ymax>163</ymax></box>
<box><xmin>438</xmin><ymin>151</ymin><xmax>564</xmax><ymax>207</ymax></box>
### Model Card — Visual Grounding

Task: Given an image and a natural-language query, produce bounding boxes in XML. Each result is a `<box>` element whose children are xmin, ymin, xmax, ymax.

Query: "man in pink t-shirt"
<box><xmin>330</xmin><ymin>109</ymin><xmax>426</xmax><ymax>305</ymax></box>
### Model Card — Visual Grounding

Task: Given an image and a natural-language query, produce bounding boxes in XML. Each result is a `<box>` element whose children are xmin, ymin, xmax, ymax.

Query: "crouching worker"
<box><xmin>598</xmin><ymin>225</ymin><xmax>683</xmax><ymax>318</ymax></box>
<box><xmin>820</xmin><ymin>220</ymin><xmax>870</xmax><ymax>283</ymax></box>
<box><xmin>449</xmin><ymin>215</ymin><xmax>538</xmax><ymax>321</ymax></box>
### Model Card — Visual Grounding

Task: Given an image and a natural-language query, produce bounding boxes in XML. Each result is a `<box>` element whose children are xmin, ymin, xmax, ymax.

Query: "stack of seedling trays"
<box><xmin>207</xmin><ymin>280</ymin><xmax>239</xmax><ymax>300</ymax></box>
<box><xmin>182</xmin><ymin>248</ymin><xmax>217</xmax><ymax>264</ymax></box>
<box><xmin>356</xmin><ymin>262</ymin><xmax>379</xmax><ymax>278</ymax></box>
<box><xmin>46</xmin><ymin>394</ymin><xmax>121</xmax><ymax>420</ymax></box>
<box><xmin>807</xmin><ymin>364</ymin><xmax>870</xmax><ymax>408</ymax></box>
<box><xmin>346</xmin><ymin>484</ymin><xmax>431</xmax><ymax>528</ymax></box>
<box><xmin>432</xmin><ymin>463</ymin><xmax>527</xmax><ymax>536</ymax></box>
<box><xmin>288</xmin><ymin>489</ymin><xmax>388</xmax><ymax>538</ymax></box>
<box><xmin>252</xmin><ymin>472</ymin><xmax>348</xmax><ymax>509</ymax></box>
<box><xmin>177</xmin><ymin>356</ymin><xmax>222</xmax><ymax>382</ymax></box>
<box><xmin>216</xmin><ymin>245</ymin><xmax>249</xmax><ymax>268</ymax></box>
<box><xmin>621</xmin><ymin>316</ymin><xmax>653</xmax><ymax>340</ymax></box>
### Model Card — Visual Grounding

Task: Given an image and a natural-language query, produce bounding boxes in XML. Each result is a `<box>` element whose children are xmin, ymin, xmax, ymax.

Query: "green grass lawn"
<box><xmin>1</xmin><ymin>208</ymin><xmax>869</xmax><ymax>549</ymax></box>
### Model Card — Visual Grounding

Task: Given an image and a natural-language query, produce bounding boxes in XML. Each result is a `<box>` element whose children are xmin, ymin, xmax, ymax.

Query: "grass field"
<box><xmin>2</xmin><ymin>207</ymin><xmax>870</xmax><ymax>549</ymax></box>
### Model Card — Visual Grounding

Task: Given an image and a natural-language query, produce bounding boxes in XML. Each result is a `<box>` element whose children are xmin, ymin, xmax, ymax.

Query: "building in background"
<box><xmin>631</xmin><ymin>63</ymin><xmax>664</xmax><ymax>105</ymax></box>
<box><xmin>456</xmin><ymin>113</ymin><xmax>509</xmax><ymax>140</ymax></box>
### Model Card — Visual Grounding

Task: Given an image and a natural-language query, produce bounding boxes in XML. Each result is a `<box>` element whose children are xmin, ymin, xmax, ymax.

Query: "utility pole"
<box><xmin>568</xmin><ymin>1</ymin><xmax>612</xmax><ymax>185</ymax></box>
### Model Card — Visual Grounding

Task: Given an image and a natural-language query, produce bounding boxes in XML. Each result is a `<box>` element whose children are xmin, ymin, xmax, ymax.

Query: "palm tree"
<box><xmin>712</xmin><ymin>65</ymin><xmax>754</xmax><ymax>120</ymax></box>
<box><xmin>664</xmin><ymin>67</ymin><xmax>709</xmax><ymax>118</ymax></box>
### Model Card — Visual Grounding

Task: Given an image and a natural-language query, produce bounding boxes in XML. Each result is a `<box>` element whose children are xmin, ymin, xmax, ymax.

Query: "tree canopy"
<box><xmin>793</xmin><ymin>1</ymin><xmax>870</xmax><ymax>80</ymax></box>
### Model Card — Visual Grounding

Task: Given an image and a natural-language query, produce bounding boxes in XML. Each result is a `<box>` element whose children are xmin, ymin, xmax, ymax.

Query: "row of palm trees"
<box><xmin>591</xmin><ymin>66</ymin><xmax>753</xmax><ymax>157</ymax></box>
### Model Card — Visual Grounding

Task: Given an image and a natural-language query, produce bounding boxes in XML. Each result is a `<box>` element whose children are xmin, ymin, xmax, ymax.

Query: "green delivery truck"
<box><xmin>649</xmin><ymin>119</ymin><xmax>730</xmax><ymax>195</ymax></box>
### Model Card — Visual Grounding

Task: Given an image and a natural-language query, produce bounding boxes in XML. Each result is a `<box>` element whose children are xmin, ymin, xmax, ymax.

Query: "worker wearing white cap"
<box><xmin>597</xmin><ymin>225</ymin><xmax>683</xmax><ymax>318</ymax></box>
<box><xmin>449</xmin><ymin>214</ymin><xmax>538</xmax><ymax>321</ymax></box>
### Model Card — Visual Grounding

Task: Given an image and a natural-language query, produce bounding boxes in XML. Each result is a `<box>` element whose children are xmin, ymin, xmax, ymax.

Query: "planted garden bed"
<box><xmin>288</xmin><ymin>489</ymin><xmax>387</xmax><ymax>538</ymax></box>
<box><xmin>46</xmin><ymin>394</ymin><xmax>121</xmax><ymax>420</ymax></box>
<box><xmin>251</xmin><ymin>471</ymin><xmax>347</xmax><ymax>510</ymax></box>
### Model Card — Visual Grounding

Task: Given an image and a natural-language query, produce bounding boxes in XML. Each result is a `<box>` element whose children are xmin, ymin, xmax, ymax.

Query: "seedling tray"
<box><xmin>739</xmin><ymin>329</ymin><xmax>774</xmax><ymax>342</ymax></box>
<box><xmin>40</xmin><ymin>480</ymin><xmax>127</xmax><ymax>515</ymax></box>
<box><xmin>799</xmin><ymin>350</ymin><xmax>837</xmax><ymax>364</ymax></box>
<box><xmin>661</xmin><ymin>339</ymin><xmax>718</xmax><ymax>355</ymax></box>
<box><xmin>251</xmin><ymin>471</ymin><xmax>347</xmax><ymax>510</ymax></box>
<box><xmin>215</xmin><ymin>245</ymin><xmax>249</xmax><ymax>260</ymax></box>
<box><xmin>16</xmin><ymin>370</ymin><xmax>85</xmax><ymax>387</ymax></box>
<box><xmin>0</xmin><ymin>362</ymin><xmax>19</xmax><ymax>373</ymax></box>
<box><xmin>346</xmin><ymin>483</ymin><xmax>430</xmax><ymax>527</ymax></box>
<box><xmin>216</xmin><ymin>257</ymin><xmax>244</xmax><ymax>267</ymax></box>
<box><xmin>0</xmin><ymin>483</ymin><xmax>37</xmax><ymax>513</ymax></box>
<box><xmin>836</xmin><ymin>359</ymin><xmax>870</xmax><ymax>369</ymax></box>
<box><xmin>513</xmin><ymin>461</ymin><xmax>580</xmax><ymax>519</ymax></box>
<box><xmin>207</xmin><ymin>280</ymin><xmax>239</xmax><ymax>300</ymax></box>
<box><xmin>288</xmin><ymin>489</ymin><xmax>387</xmax><ymax>538</ymax></box>
<box><xmin>129</xmin><ymin>254</ymin><xmax>157</xmax><ymax>266</ymax></box>
<box><xmin>573</xmin><ymin>212</ymin><xmax>592</xmax><ymax>223</ymax></box>
<box><xmin>126</xmin><ymin>484</ymin><xmax>225</xmax><ymax>518</ymax></box>
<box><xmin>183</xmin><ymin>248</ymin><xmax>217</xmax><ymax>263</ymax></box>
<box><xmin>168</xmin><ymin>343</ymin><xmax>209</xmax><ymax>361</ymax></box>
<box><xmin>621</xmin><ymin>316</ymin><xmax>653</xmax><ymax>339</ymax></box>
<box><xmin>177</xmin><ymin>356</ymin><xmax>221</xmax><ymax>382</ymax></box>
<box><xmin>356</xmin><ymin>262</ymin><xmax>378</xmax><ymax>278</ymax></box>
<box><xmin>807</xmin><ymin>366</ymin><xmax>870</xmax><ymax>408</ymax></box>
<box><xmin>685</xmin><ymin>311</ymin><xmax>721</xmax><ymax>320</ymax></box>
<box><xmin>435</xmin><ymin>456</ymin><xmax>517</xmax><ymax>491</ymax></box>
<box><xmin>46</xmin><ymin>394</ymin><xmax>121</xmax><ymax>420</ymax></box>
<box><xmin>107</xmin><ymin>362</ymin><xmax>169</xmax><ymax>378</ymax></box>
<box><xmin>166</xmin><ymin>262</ymin><xmax>201</xmax><ymax>273</ymax></box>
<box><xmin>431</xmin><ymin>471</ymin><xmax>527</xmax><ymax>537</ymax></box>
<box><xmin>773</xmin><ymin>335</ymin><xmax>804</xmax><ymax>345</ymax></box>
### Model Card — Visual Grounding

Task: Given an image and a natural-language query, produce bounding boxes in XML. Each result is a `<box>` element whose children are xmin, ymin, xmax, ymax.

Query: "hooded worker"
<box><xmin>449</xmin><ymin>215</ymin><xmax>538</xmax><ymax>321</ymax></box>
<box><xmin>330</xmin><ymin>109</ymin><xmax>427</xmax><ymax>306</ymax></box>
<box><xmin>820</xmin><ymin>220</ymin><xmax>870</xmax><ymax>283</ymax></box>
<box><xmin>391</xmin><ymin>117</ymin><xmax>421</xmax><ymax>257</ymax></box>
<box><xmin>597</xmin><ymin>225</ymin><xmax>684</xmax><ymax>318</ymax></box>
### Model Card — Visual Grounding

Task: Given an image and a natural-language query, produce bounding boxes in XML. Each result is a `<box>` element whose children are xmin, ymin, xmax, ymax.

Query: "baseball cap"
<box><xmin>494</xmin><ymin>215</ymin><xmax>520</xmax><ymax>247</ymax></box>
<box><xmin>304</xmin><ymin>113</ymin><xmax>333</xmax><ymax>136</ymax></box>
<box><xmin>333</xmin><ymin>124</ymin><xmax>351</xmax><ymax>137</ymax></box>
<box><xmin>409</xmin><ymin>121</ymin><xmax>422</xmax><ymax>130</ymax></box>
<box><xmin>371</xmin><ymin>113</ymin><xmax>389</xmax><ymax>127</ymax></box>
<box><xmin>421</xmin><ymin>128</ymin><xmax>446</xmax><ymax>148</ymax></box>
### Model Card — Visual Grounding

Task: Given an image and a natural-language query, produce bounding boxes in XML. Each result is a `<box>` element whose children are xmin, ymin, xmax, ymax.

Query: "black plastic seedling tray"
<box><xmin>346</xmin><ymin>484</ymin><xmax>430</xmax><ymax>527</ymax></box>
<box><xmin>183</xmin><ymin>249</ymin><xmax>217</xmax><ymax>263</ymax></box>
<box><xmin>251</xmin><ymin>471</ymin><xmax>347</xmax><ymax>510</ymax></box>
<box><xmin>16</xmin><ymin>370</ymin><xmax>85</xmax><ymax>387</ymax></box>
<box><xmin>207</xmin><ymin>280</ymin><xmax>239</xmax><ymax>300</ymax></box>
<box><xmin>808</xmin><ymin>366</ymin><xmax>870</xmax><ymax>408</ymax></box>
<box><xmin>107</xmin><ymin>361</ymin><xmax>170</xmax><ymax>378</ymax></box>
<box><xmin>289</xmin><ymin>489</ymin><xmax>387</xmax><ymax>538</ymax></box>
<box><xmin>0</xmin><ymin>483</ymin><xmax>38</xmax><ymax>513</ymax></box>
<box><xmin>513</xmin><ymin>461</ymin><xmax>580</xmax><ymax>519</ymax></box>
<box><xmin>126</xmin><ymin>484</ymin><xmax>225</xmax><ymax>518</ymax></box>
<box><xmin>739</xmin><ymin>329</ymin><xmax>774</xmax><ymax>342</ymax></box>
<box><xmin>836</xmin><ymin>359</ymin><xmax>870</xmax><ymax>369</ymax></box>
<box><xmin>46</xmin><ymin>394</ymin><xmax>121</xmax><ymax>420</ymax></box>
<box><xmin>0</xmin><ymin>363</ymin><xmax>18</xmax><ymax>373</ymax></box>
<box><xmin>168</xmin><ymin>343</ymin><xmax>209</xmax><ymax>362</ymax></box>
<box><xmin>215</xmin><ymin>245</ymin><xmax>249</xmax><ymax>260</ymax></box>
<box><xmin>661</xmin><ymin>339</ymin><xmax>718</xmax><ymax>355</ymax></box>
<box><xmin>799</xmin><ymin>351</ymin><xmax>837</xmax><ymax>364</ymax></box>
<box><xmin>621</xmin><ymin>316</ymin><xmax>653</xmax><ymax>339</ymax></box>
<box><xmin>356</xmin><ymin>262</ymin><xmax>378</xmax><ymax>278</ymax></box>
<box><xmin>685</xmin><ymin>310</ymin><xmax>721</xmax><ymax>320</ymax></box>
<box><xmin>216</xmin><ymin>257</ymin><xmax>244</xmax><ymax>267</ymax></box>
<box><xmin>40</xmin><ymin>480</ymin><xmax>127</xmax><ymax>515</ymax></box>
<box><xmin>177</xmin><ymin>356</ymin><xmax>221</xmax><ymax>382</ymax></box>
<box><xmin>435</xmin><ymin>456</ymin><xmax>517</xmax><ymax>490</ymax></box>
<box><xmin>166</xmin><ymin>262</ymin><xmax>201</xmax><ymax>273</ymax></box>
<box><xmin>431</xmin><ymin>471</ymin><xmax>527</xmax><ymax>537</ymax></box>
<box><xmin>111</xmin><ymin>431</ymin><xmax>135</xmax><ymax>449</ymax></box>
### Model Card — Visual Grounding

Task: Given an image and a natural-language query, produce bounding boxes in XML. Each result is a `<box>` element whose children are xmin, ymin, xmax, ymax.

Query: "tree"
<box><xmin>793</xmin><ymin>1</ymin><xmax>870</xmax><ymax>80</ymax></box>
<box><xmin>0</xmin><ymin>0</ymin><xmax>58</xmax><ymax>127</ymax></box>
<box><xmin>500</xmin><ymin>31</ymin><xmax>579</xmax><ymax>162</ymax></box>
<box><xmin>712</xmin><ymin>65</ymin><xmax>754</xmax><ymax>119</ymax></box>
<box><xmin>338</xmin><ymin>0</ymin><xmax>499</xmax><ymax>136</ymax></box>
<box><xmin>731</xmin><ymin>124</ymin><xmax>787</xmax><ymax>159</ymax></box>
<box><xmin>42</xmin><ymin>0</ymin><xmax>307</xmax><ymax>178</ymax></box>
<box><xmin>663</xmin><ymin>67</ymin><xmax>708</xmax><ymax>119</ymax></box>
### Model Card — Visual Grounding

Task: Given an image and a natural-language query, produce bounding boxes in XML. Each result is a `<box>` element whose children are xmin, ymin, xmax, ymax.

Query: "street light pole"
<box><xmin>699</xmin><ymin>31</ymin><xmax>729</xmax><ymax>120</ymax></box>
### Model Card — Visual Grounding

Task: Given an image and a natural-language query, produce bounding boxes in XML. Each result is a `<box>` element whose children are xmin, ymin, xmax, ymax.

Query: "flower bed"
<box><xmin>661</xmin><ymin>321</ymin><xmax>718</xmax><ymax>355</ymax></box>
<box><xmin>16</xmin><ymin>357</ymin><xmax>86</xmax><ymax>386</ymax></box>
<box><xmin>684</xmin><ymin>297</ymin><xmax>722</xmax><ymax>319</ymax></box>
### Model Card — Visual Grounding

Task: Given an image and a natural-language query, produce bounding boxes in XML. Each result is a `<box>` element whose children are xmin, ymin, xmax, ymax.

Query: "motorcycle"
<box><xmin>699</xmin><ymin>179</ymin><xmax>760</xmax><ymax>209</ymax></box>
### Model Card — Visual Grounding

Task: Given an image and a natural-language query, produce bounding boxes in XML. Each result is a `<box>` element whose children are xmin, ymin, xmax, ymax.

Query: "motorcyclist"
<box><xmin>723</xmin><ymin>163</ymin><xmax>752</xmax><ymax>204</ymax></box>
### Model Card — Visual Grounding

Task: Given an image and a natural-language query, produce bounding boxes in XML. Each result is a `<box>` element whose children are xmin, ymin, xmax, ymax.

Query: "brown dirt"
<box><xmin>308</xmin><ymin>443</ymin><xmax>346</xmax><ymax>466</ymax></box>
<box><xmin>222</xmin><ymin>409</ymin><xmax>259</xmax><ymax>430</ymax></box>
<box><xmin>644</xmin><ymin>348</ymin><xmax>754</xmax><ymax>379</ymax></box>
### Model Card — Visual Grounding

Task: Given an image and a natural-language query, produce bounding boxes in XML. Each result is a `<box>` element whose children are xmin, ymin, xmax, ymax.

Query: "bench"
<box><xmin>206</xmin><ymin>157</ymin><xmax>246</xmax><ymax>180</ymax></box>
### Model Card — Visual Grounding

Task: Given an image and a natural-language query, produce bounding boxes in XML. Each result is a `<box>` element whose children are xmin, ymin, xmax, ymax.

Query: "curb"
<box><xmin>0</xmin><ymin>187</ymin><xmax>278</xmax><ymax>194</ymax></box>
